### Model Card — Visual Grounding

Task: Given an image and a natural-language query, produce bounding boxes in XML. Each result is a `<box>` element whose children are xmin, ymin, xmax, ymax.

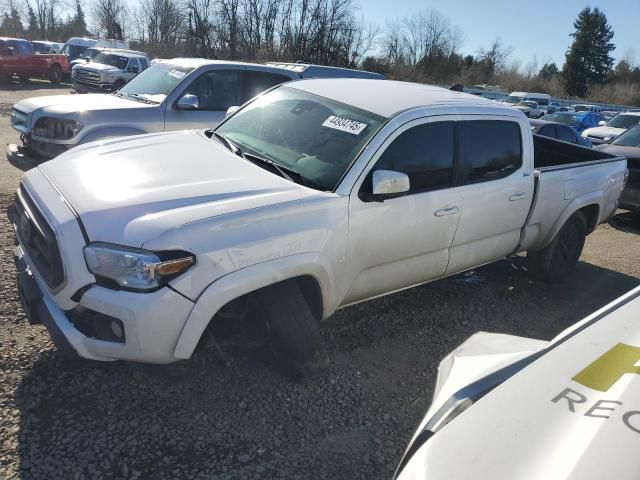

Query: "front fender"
<box><xmin>78</xmin><ymin>126</ymin><xmax>148</xmax><ymax>145</ymax></box>
<box><xmin>173</xmin><ymin>253</ymin><xmax>337</xmax><ymax>360</ymax></box>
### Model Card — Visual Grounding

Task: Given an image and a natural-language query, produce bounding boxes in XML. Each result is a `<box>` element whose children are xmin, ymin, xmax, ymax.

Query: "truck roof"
<box><xmin>266</xmin><ymin>62</ymin><xmax>384</xmax><ymax>79</ymax></box>
<box><xmin>288</xmin><ymin>78</ymin><xmax>516</xmax><ymax>118</ymax></box>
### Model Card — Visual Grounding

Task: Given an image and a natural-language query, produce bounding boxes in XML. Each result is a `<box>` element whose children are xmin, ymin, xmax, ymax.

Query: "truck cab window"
<box><xmin>184</xmin><ymin>70</ymin><xmax>242</xmax><ymax>111</ymax></box>
<box><xmin>242</xmin><ymin>71</ymin><xmax>292</xmax><ymax>103</ymax></box>
<box><xmin>369</xmin><ymin>122</ymin><xmax>455</xmax><ymax>194</ymax></box>
<box><xmin>458</xmin><ymin>121</ymin><xmax>522</xmax><ymax>184</ymax></box>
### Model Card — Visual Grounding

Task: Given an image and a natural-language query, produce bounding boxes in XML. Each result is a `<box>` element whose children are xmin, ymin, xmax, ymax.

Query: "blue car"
<box><xmin>540</xmin><ymin>111</ymin><xmax>607</xmax><ymax>134</ymax></box>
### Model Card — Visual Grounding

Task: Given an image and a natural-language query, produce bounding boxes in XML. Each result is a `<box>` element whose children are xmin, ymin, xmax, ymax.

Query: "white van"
<box><xmin>502</xmin><ymin>91</ymin><xmax>552</xmax><ymax>115</ymax></box>
<box><xmin>61</xmin><ymin>37</ymin><xmax>129</xmax><ymax>63</ymax></box>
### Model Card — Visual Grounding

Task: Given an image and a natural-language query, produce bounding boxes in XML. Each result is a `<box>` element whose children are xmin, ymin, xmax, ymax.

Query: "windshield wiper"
<box><xmin>123</xmin><ymin>93</ymin><xmax>156</xmax><ymax>104</ymax></box>
<box><xmin>212</xmin><ymin>131</ymin><xmax>242</xmax><ymax>157</ymax></box>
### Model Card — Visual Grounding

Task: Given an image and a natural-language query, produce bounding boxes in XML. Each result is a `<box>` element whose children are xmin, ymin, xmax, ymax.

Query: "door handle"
<box><xmin>434</xmin><ymin>206</ymin><xmax>459</xmax><ymax>217</ymax></box>
<box><xmin>509</xmin><ymin>192</ymin><xmax>527</xmax><ymax>201</ymax></box>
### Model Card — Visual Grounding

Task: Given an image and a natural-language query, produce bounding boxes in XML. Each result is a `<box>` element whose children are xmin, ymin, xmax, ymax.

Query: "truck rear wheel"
<box><xmin>527</xmin><ymin>211</ymin><xmax>587</xmax><ymax>284</ymax></box>
<box><xmin>48</xmin><ymin>65</ymin><xmax>62</xmax><ymax>84</ymax></box>
<box><xmin>254</xmin><ymin>281</ymin><xmax>329</xmax><ymax>377</ymax></box>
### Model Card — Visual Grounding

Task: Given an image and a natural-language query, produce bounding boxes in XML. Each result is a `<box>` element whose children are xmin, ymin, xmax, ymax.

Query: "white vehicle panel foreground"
<box><xmin>396</xmin><ymin>286</ymin><xmax>640</xmax><ymax>480</ymax></box>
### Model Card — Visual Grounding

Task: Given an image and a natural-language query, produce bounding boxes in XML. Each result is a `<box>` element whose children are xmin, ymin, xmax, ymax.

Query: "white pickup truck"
<box><xmin>10</xmin><ymin>79</ymin><xmax>627</xmax><ymax>374</ymax></box>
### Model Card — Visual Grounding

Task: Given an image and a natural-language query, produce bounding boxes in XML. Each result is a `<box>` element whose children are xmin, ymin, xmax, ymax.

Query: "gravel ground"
<box><xmin>1</xmin><ymin>82</ymin><xmax>639</xmax><ymax>480</ymax></box>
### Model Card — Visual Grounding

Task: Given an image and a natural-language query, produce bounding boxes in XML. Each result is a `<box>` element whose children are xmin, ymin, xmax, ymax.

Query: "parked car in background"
<box><xmin>596</xmin><ymin>124</ymin><xmax>640</xmax><ymax>219</ymax></box>
<box><xmin>9</xmin><ymin>80</ymin><xmax>626</xmax><ymax>374</ymax></box>
<box><xmin>69</xmin><ymin>46</ymin><xmax>108</xmax><ymax>68</ymax></box>
<box><xmin>571</xmin><ymin>104</ymin><xmax>602</xmax><ymax>113</ymax></box>
<box><xmin>514</xmin><ymin>100</ymin><xmax>543</xmax><ymax>118</ymax></box>
<box><xmin>541</xmin><ymin>111</ymin><xmax>607</xmax><ymax>134</ymax></box>
<box><xmin>501</xmin><ymin>91</ymin><xmax>552</xmax><ymax>115</ymax></box>
<box><xmin>9</xmin><ymin>58</ymin><xmax>383</xmax><ymax>160</ymax></box>
<box><xmin>32</xmin><ymin>41</ymin><xmax>64</xmax><ymax>54</ymax></box>
<box><xmin>395</xmin><ymin>286</ymin><xmax>640</xmax><ymax>480</ymax></box>
<box><xmin>581</xmin><ymin>112</ymin><xmax>640</xmax><ymax>145</ymax></box>
<box><xmin>72</xmin><ymin>49</ymin><xmax>149</xmax><ymax>93</ymax></box>
<box><xmin>530</xmin><ymin>119</ymin><xmax>592</xmax><ymax>147</ymax></box>
<box><xmin>61</xmin><ymin>37</ymin><xmax>129</xmax><ymax>63</ymax></box>
<box><xmin>0</xmin><ymin>37</ymin><xmax>69</xmax><ymax>84</ymax></box>
<box><xmin>546</xmin><ymin>102</ymin><xmax>561</xmax><ymax>114</ymax></box>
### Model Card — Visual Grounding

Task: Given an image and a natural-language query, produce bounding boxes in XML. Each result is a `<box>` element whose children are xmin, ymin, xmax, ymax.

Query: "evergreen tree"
<box><xmin>72</xmin><ymin>0</ymin><xmax>87</xmax><ymax>36</ymax></box>
<box><xmin>26</xmin><ymin>7</ymin><xmax>39</xmax><ymax>39</ymax></box>
<box><xmin>563</xmin><ymin>7</ymin><xmax>615</xmax><ymax>97</ymax></box>
<box><xmin>538</xmin><ymin>62</ymin><xmax>559</xmax><ymax>80</ymax></box>
<box><xmin>0</xmin><ymin>5</ymin><xmax>23</xmax><ymax>38</ymax></box>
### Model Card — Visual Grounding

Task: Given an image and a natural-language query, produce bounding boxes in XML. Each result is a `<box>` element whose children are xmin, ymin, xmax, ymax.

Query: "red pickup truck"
<box><xmin>0</xmin><ymin>37</ymin><xmax>70</xmax><ymax>84</ymax></box>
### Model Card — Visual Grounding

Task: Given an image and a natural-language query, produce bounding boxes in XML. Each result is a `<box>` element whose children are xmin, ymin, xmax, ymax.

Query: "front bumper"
<box><xmin>12</xmin><ymin>242</ymin><xmax>195</xmax><ymax>363</ymax></box>
<box><xmin>16</xmin><ymin>132</ymin><xmax>72</xmax><ymax>160</ymax></box>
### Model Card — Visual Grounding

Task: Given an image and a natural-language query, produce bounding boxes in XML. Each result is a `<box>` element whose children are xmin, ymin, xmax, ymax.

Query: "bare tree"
<box><xmin>93</xmin><ymin>0</ymin><xmax>126</xmax><ymax>39</ymax></box>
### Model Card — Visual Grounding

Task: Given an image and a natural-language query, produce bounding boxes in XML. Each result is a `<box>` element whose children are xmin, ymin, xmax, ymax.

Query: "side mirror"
<box><xmin>6</xmin><ymin>47</ymin><xmax>15</xmax><ymax>56</ymax></box>
<box><xmin>226</xmin><ymin>105</ymin><xmax>240</xmax><ymax>117</ymax></box>
<box><xmin>177</xmin><ymin>94</ymin><xmax>199</xmax><ymax>110</ymax></box>
<box><xmin>84</xmin><ymin>56</ymin><xmax>91</xmax><ymax>62</ymax></box>
<box><xmin>372</xmin><ymin>170</ymin><xmax>410</xmax><ymax>197</ymax></box>
<box><xmin>598</xmin><ymin>120</ymin><xmax>606</xmax><ymax>126</ymax></box>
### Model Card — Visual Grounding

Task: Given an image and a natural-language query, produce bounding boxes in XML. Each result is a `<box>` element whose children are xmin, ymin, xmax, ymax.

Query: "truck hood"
<box><xmin>582</xmin><ymin>125</ymin><xmax>625</xmax><ymax>139</ymax></box>
<box><xmin>37</xmin><ymin>130</ymin><xmax>323</xmax><ymax>246</ymax></box>
<box><xmin>13</xmin><ymin>93</ymin><xmax>150</xmax><ymax>117</ymax></box>
<box><xmin>398</xmin><ymin>287</ymin><xmax>640</xmax><ymax>480</ymax></box>
<box><xmin>76</xmin><ymin>62</ymin><xmax>120</xmax><ymax>73</ymax></box>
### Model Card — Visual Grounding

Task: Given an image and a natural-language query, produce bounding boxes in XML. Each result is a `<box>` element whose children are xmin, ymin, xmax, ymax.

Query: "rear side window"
<box><xmin>458</xmin><ymin>121</ymin><xmax>522</xmax><ymax>184</ymax></box>
<box><xmin>242</xmin><ymin>71</ymin><xmax>292</xmax><ymax>103</ymax></box>
<box><xmin>184</xmin><ymin>70</ymin><xmax>242</xmax><ymax>110</ymax></box>
<box><xmin>139</xmin><ymin>57</ymin><xmax>149</xmax><ymax>70</ymax></box>
<box><xmin>372</xmin><ymin>122</ymin><xmax>455</xmax><ymax>194</ymax></box>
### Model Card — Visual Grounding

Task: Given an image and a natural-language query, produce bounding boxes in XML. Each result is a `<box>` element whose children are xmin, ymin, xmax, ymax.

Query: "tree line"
<box><xmin>1</xmin><ymin>1</ymin><xmax>639</xmax><ymax>105</ymax></box>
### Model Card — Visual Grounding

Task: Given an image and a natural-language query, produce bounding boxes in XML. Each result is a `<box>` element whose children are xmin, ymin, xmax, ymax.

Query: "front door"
<box><xmin>164</xmin><ymin>69</ymin><xmax>244</xmax><ymax>131</ymax></box>
<box><xmin>344</xmin><ymin>119</ymin><xmax>462</xmax><ymax>305</ymax></box>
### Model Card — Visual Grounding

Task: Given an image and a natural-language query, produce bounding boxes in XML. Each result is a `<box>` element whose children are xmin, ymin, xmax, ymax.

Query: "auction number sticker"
<box><xmin>168</xmin><ymin>69</ymin><xmax>186</xmax><ymax>79</ymax></box>
<box><xmin>322</xmin><ymin>116</ymin><xmax>367</xmax><ymax>135</ymax></box>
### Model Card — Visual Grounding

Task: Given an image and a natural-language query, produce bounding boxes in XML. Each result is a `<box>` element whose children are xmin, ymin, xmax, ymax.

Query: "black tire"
<box><xmin>19</xmin><ymin>75</ymin><xmax>29</xmax><ymax>83</ymax></box>
<box><xmin>48</xmin><ymin>65</ymin><xmax>62</xmax><ymax>84</ymax></box>
<box><xmin>254</xmin><ymin>281</ymin><xmax>329</xmax><ymax>377</ymax></box>
<box><xmin>527</xmin><ymin>211</ymin><xmax>587</xmax><ymax>284</ymax></box>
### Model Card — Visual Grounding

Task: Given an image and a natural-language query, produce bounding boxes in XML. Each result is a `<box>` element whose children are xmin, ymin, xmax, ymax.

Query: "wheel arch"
<box><xmin>541</xmin><ymin>194</ymin><xmax>603</xmax><ymax>249</ymax></box>
<box><xmin>173</xmin><ymin>253</ymin><xmax>336</xmax><ymax>360</ymax></box>
<box><xmin>77</xmin><ymin>126</ymin><xmax>148</xmax><ymax>145</ymax></box>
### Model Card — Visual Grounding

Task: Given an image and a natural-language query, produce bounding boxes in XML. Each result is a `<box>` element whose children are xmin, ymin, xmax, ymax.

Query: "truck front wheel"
<box><xmin>527</xmin><ymin>211</ymin><xmax>587</xmax><ymax>284</ymax></box>
<box><xmin>253</xmin><ymin>281</ymin><xmax>329</xmax><ymax>377</ymax></box>
<box><xmin>48</xmin><ymin>65</ymin><xmax>62</xmax><ymax>84</ymax></box>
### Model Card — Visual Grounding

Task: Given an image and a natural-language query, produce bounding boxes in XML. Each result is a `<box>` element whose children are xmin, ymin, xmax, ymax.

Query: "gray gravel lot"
<box><xmin>1</xmin><ymin>81</ymin><xmax>639</xmax><ymax>480</ymax></box>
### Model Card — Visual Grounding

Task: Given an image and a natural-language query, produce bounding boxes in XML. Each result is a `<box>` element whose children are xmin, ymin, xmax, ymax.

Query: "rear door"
<box><xmin>446</xmin><ymin>118</ymin><xmax>533</xmax><ymax>274</ymax></box>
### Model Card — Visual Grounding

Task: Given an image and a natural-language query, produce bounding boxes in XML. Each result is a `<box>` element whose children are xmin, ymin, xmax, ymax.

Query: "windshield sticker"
<box><xmin>322</xmin><ymin>116</ymin><xmax>367</xmax><ymax>135</ymax></box>
<box><xmin>168</xmin><ymin>69</ymin><xmax>186</xmax><ymax>79</ymax></box>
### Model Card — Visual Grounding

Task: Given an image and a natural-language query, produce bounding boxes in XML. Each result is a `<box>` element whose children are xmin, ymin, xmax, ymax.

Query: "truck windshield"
<box><xmin>611</xmin><ymin>125</ymin><xmax>640</xmax><ymax>147</ymax></box>
<box><xmin>215</xmin><ymin>86</ymin><xmax>386</xmax><ymax>191</ymax></box>
<box><xmin>118</xmin><ymin>63</ymin><xmax>194</xmax><ymax>103</ymax></box>
<box><xmin>62</xmin><ymin>44</ymin><xmax>88</xmax><ymax>60</ymax></box>
<box><xmin>94</xmin><ymin>53</ymin><xmax>128</xmax><ymax>69</ymax></box>
<box><xmin>607</xmin><ymin>114</ymin><xmax>640</xmax><ymax>129</ymax></box>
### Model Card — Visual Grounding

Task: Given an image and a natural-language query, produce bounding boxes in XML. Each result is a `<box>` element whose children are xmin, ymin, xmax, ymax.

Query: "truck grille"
<box><xmin>13</xmin><ymin>186</ymin><xmax>65</xmax><ymax>290</ymax></box>
<box><xmin>75</xmin><ymin>68</ymin><xmax>101</xmax><ymax>84</ymax></box>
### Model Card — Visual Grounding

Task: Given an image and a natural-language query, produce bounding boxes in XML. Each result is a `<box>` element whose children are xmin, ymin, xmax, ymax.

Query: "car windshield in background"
<box><xmin>518</xmin><ymin>101</ymin><xmax>536</xmax><ymax>107</ymax></box>
<box><xmin>611</xmin><ymin>124</ymin><xmax>640</xmax><ymax>147</ymax></box>
<box><xmin>118</xmin><ymin>63</ymin><xmax>195</xmax><ymax>103</ymax></box>
<box><xmin>535</xmin><ymin>98</ymin><xmax>550</xmax><ymax>106</ymax></box>
<box><xmin>94</xmin><ymin>53</ymin><xmax>128</xmax><ymax>69</ymax></box>
<box><xmin>32</xmin><ymin>42</ymin><xmax>51</xmax><ymax>54</ymax></box>
<box><xmin>543</xmin><ymin>112</ymin><xmax>580</xmax><ymax>127</ymax></box>
<box><xmin>216</xmin><ymin>86</ymin><xmax>387</xmax><ymax>191</ymax></box>
<box><xmin>61</xmin><ymin>44</ymin><xmax>88</xmax><ymax>59</ymax></box>
<box><xmin>503</xmin><ymin>96</ymin><xmax>522</xmax><ymax>104</ymax></box>
<box><xmin>607</xmin><ymin>114</ymin><xmax>640</xmax><ymax>129</ymax></box>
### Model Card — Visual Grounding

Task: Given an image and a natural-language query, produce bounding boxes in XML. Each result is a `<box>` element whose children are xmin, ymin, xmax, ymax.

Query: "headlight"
<box><xmin>84</xmin><ymin>243</ymin><xmax>195</xmax><ymax>291</ymax></box>
<box><xmin>102</xmin><ymin>72</ymin><xmax>115</xmax><ymax>82</ymax></box>
<box><xmin>32</xmin><ymin>117</ymin><xmax>83</xmax><ymax>139</ymax></box>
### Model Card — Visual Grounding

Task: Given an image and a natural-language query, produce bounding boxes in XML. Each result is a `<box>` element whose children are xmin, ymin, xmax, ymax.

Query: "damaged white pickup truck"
<box><xmin>10</xmin><ymin>79</ymin><xmax>627</xmax><ymax>374</ymax></box>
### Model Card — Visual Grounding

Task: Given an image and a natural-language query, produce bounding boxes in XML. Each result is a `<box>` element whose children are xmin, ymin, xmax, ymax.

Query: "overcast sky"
<box><xmin>363</xmin><ymin>0</ymin><xmax>638</xmax><ymax>67</ymax></box>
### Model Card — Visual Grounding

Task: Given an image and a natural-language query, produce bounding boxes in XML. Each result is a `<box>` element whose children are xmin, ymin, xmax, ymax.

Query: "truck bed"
<box><xmin>533</xmin><ymin>134</ymin><xmax>618</xmax><ymax>170</ymax></box>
